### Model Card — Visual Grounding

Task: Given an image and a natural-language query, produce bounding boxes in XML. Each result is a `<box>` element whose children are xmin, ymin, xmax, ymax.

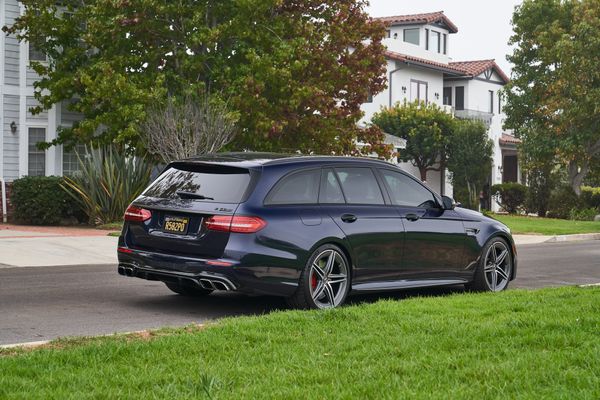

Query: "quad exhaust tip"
<box><xmin>118</xmin><ymin>264</ymin><xmax>234</xmax><ymax>291</ymax></box>
<box><xmin>199</xmin><ymin>278</ymin><xmax>232</xmax><ymax>291</ymax></box>
<box><xmin>117</xmin><ymin>265</ymin><xmax>135</xmax><ymax>277</ymax></box>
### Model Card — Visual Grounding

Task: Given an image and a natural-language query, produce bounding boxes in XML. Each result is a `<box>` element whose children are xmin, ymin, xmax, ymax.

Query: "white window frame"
<box><xmin>27</xmin><ymin>40</ymin><xmax>48</xmax><ymax>64</ymax></box>
<box><xmin>27</xmin><ymin>126</ymin><xmax>48</xmax><ymax>177</ymax></box>
<box><xmin>410</xmin><ymin>79</ymin><xmax>428</xmax><ymax>103</ymax></box>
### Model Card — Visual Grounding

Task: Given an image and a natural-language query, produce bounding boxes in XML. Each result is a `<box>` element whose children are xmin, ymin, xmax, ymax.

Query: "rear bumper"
<box><xmin>117</xmin><ymin>246</ymin><xmax>299</xmax><ymax>296</ymax></box>
<box><xmin>118</xmin><ymin>262</ymin><xmax>237</xmax><ymax>291</ymax></box>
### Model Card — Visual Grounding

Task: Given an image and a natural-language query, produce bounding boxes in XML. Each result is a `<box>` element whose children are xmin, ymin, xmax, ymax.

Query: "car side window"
<box><xmin>265</xmin><ymin>169</ymin><xmax>320</xmax><ymax>205</ymax></box>
<box><xmin>380</xmin><ymin>169</ymin><xmax>437</xmax><ymax>208</ymax></box>
<box><xmin>334</xmin><ymin>167</ymin><xmax>384</xmax><ymax>205</ymax></box>
<box><xmin>319</xmin><ymin>169</ymin><xmax>345</xmax><ymax>204</ymax></box>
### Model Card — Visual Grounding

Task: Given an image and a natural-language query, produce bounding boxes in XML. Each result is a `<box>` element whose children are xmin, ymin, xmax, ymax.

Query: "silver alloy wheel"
<box><xmin>484</xmin><ymin>240</ymin><xmax>512</xmax><ymax>292</ymax></box>
<box><xmin>309</xmin><ymin>249</ymin><xmax>349</xmax><ymax>309</ymax></box>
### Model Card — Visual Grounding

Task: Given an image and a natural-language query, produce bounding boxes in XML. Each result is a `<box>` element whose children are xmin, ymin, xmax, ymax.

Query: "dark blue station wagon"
<box><xmin>118</xmin><ymin>152</ymin><xmax>516</xmax><ymax>309</ymax></box>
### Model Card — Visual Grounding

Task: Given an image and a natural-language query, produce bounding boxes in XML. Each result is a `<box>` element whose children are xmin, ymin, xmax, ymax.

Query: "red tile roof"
<box><xmin>499</xmin><ymin>133</ymin><xmax>521</xmax><ymax>146</ymax></box>
<box><xmin>384</xmin><ymin>50</ymin><xmax>466</xmax><ymax>75</ymax></box>
<box><xmin>449</xmin><ymin>60</ymin><xmax>510</xmax><ymax>83</ymax></box>
<box><xmin>374</xmin><ymin>11</ymin><xmax>458</xmax><ymax>34</ymax></box>
<box><xmin>383</xmin><ymin>52</ymin><xmax>510</xmax><ymax>84</ymax></box>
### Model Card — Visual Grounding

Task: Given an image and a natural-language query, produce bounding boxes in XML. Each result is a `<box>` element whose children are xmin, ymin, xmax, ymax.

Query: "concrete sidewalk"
<box><xmin>0</xmin><ymin>224</ymin><xmax>118</xmax><ymax>267</ymax></box>
<box><xmin>513</xmin><ymin>232</ymin><xmax>600</xmax><ymax>246</ymax></box>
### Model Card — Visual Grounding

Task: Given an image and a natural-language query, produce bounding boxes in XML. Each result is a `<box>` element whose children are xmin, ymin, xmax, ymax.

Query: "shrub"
<box><xmin>580</xmin><ymin>186</ymin><xmax>600</xmax><ymax>210</ymax></box>
<box><xmin>62</xmin><ymin>145</ymin><xmax>154</xmax><ymax>225</ymax></box>
<box><xmin>524</xmin><ymin>166</ymin><xmax>555</xmax><ymax>217</ymax></box>
<box><xmin>446</xmin><ymin>120</ymin><xmax>493</xmax><ymax>211</ymax></box>
<box><xmin>547</xmin><ymin>185</ymin><xmax>582</xmax><ymax>219</ymax></box>
<box><xmin>569</xmin><ymin>207</ymin><xmax>598</xmax><ymax>221</ymax></box>
<box><xmin>11</xmin><ymin>176</ymin><xmax>83</xmax><ymax>225</ymax></box>
<box><xmin>491</xmin><ymin>183</ymin><xmax>528</xmax><ymax>214</ymax></box>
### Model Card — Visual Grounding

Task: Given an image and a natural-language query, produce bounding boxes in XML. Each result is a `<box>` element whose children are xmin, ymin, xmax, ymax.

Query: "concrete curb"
<box><xmin>0</xmin><ymin>324</ymin><xmax>207</xmax><ymax>350</ymax></box>
<box><xmin>544</xmin><ymin>233</ymin><xmax>600</xmax><ymax>243</ymax></box>
<box><xmin>0</xmin><ymin>340</ymin><xmax>50</xmax><ymax>349</ymax></box>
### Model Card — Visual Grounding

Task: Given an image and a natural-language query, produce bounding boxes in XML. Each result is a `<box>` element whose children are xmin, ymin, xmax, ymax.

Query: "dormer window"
<box><xmin>430</xmin><ymin>30</ymin><xmax>441</xmax><ymax>53</ymax></box>
<box><xmin>443</xmin><ymin>34</ymin><xmax>447</xmax><ymax>54</ymax></box>
<box><xmin>403</xmin><ymin>28</ymin><xmax>420</xmax><ymax>45</ymax></box>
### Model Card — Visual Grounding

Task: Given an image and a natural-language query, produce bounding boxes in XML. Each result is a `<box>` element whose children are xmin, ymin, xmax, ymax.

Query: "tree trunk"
<box><xmin>419</xmin><ymin>168</ymin><xmax>427</xmax><ymax>182</ymax></box>
<box><xmin>567</xmin><ymin>160</ymin><xmax>589</xmax><ymax>196</ymax></box>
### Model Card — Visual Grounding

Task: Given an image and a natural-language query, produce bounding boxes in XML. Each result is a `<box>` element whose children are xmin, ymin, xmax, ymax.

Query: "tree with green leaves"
<box><xmin>504</xmin><ymin>0</ymin><xmax>600</xmax><ymax>195</ymax></box>
<box><xmin>371</xmin><ymin>101</ymin><xmax>455</xmax><ymax>182</ymax></box>
<box><xmin>4</xmin><ymin>0</ymin><xmax>390</xmax><ymax>157</ymax></box>
<box><xmin>446</xmin><ymin>120</ymin><xmax>493</xmax><ymax>210</ymax></box>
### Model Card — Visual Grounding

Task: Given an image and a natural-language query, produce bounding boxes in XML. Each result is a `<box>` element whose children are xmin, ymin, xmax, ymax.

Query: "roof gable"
<box><xmin>384</xmin><ymin>51</ymin><xmax>465</xmax><ymax>75</ymax></box>
<box><xmin>449</xmin><ymin>60</ymin><xmax>510</xmax><ymax>84</ymax></box>
<box><xmin>374</xmin><ymin>11</ymin><xmax>458</xmax><ymax>34</ymax></box>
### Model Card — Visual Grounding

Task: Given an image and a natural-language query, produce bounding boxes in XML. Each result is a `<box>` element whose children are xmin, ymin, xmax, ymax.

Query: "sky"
<box><xmin>367</xmin><ymin>0</ymin><xmax>523</xmax><ymax>76</ymax></box>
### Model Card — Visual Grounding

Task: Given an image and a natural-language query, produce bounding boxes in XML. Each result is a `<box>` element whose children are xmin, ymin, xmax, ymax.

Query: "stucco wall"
<box><xmin>383</xmin><ymin>24</ymin><xmax>451</xmax><ymax>64</ymax></box>
<box><xmin>360</xmin><ymin>64</ymin><xmax>444</xmax><ymax>125</ymax></box>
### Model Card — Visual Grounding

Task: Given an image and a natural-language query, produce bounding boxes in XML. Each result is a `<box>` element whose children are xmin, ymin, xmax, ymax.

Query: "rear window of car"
<box><xmin>143</xmin><ymin>164</ymin><xmax>251</xmax><ymax>203</ymax></box>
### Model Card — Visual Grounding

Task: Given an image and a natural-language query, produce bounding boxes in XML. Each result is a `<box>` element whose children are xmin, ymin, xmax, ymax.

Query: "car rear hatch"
<box><xmin>123</xmin><ymin>161</ymin><xmax>258</xmax><ymax>259</ymax></box>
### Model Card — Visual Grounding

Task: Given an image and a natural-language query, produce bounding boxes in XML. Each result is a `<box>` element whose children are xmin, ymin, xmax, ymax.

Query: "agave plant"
<box><xmin>61</xmin><ymin>145</ymin><xmax>154</xmax><ymax>225</ymax></box>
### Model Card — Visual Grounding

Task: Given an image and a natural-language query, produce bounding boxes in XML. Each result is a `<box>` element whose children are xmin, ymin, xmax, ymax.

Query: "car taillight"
<box><xmin>204</xmin><ymin>215</ymin><xmax>266</xmax><ymax>233</ymax></box>
<box><xmin>124</xmin><ymin>205</ymin><xmax>152</xmax><ymax>222</ymax></box>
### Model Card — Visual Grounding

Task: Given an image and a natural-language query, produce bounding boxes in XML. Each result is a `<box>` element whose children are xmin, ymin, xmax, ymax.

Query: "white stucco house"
<box><xmin>363</xmin><ymin>11</ymin><xmax>520</xmax><ymax>206</ymax></box>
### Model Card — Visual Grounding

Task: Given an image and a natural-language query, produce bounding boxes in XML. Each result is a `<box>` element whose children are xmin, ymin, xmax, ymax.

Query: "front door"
<box><xmin>377</xmin><ymin>168</ymin><xmax>467</xmax><ymax>280</ymax></box>
<box><xmin>320</xmin><ymin>167</ymin><xmax>405</xmax><ymax>284</ymax></box>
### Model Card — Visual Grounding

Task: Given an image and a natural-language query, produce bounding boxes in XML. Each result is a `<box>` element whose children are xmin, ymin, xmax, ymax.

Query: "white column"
<box><xmin>0</xmin><ymin>0</ymin><xmax>5</xmax><ymax>180</ymax></box>
<box><xmin>46</xmin><ymin>104</ymin><xmax>58</xmax><ymax>175</ymax></box>
<box><xmin>18</xmin><ymin>2</ymin><xmax>27</xmax><ymax>177</ymax></box>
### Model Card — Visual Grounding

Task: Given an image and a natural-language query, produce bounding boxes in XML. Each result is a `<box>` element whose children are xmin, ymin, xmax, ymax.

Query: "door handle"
<box><xmin>405</xmin><ymin>213</ymin><xmax>420</xmax><ymax>221</ymax></box>
<box><xmin>340</xmin><ymin>214</ymin><xmax>357</xmax><ymax>223</ymax></box>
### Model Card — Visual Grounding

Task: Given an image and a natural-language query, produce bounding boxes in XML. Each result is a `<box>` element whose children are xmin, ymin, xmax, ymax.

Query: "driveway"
<box><xmin>0</xmin><ymin>224</ymin><xmax>117</xmax><ymax>267</ymax></box>
<box><xmin>1</xmin><ymin>240</ymin><xmax>599</xmax><ymax>346</ymax></box>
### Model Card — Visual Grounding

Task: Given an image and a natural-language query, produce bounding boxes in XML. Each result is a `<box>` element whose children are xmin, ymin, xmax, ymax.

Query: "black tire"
<box><xmin>164</xmin><ymin>282</ymin><xmax>213</xmax><ymax>297</ymax></box>
<box><xmin>286</xmin><ymin>244</ymin><xmax>351</xmax><ymax>310</ymax></box>
<box><xmin>467</xmin><ymin>237</ymin><xmax>513</xmax><ymax>292</ymax></box>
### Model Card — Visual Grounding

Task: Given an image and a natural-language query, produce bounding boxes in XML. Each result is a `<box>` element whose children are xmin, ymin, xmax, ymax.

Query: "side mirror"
<box><xmin>442</xmin><ymin>195</ymin><xmax>457</xmax><ymax>210</ymax></box>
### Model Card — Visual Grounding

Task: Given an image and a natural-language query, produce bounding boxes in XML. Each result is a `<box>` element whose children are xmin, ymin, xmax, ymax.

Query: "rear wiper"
<box><xmin>176</xmin><ymin>191</ymin><xmax>214</xmax><ymax>200</ymax></box>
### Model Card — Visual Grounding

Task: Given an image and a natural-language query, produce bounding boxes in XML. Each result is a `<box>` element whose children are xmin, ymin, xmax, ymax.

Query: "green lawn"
<box><xmin>490</xmin><ymin>214</ymin><xmax>600</xmax><ymax>235</ymax></box>
<box><xmin>2</xmin><ymin>287</ymin><xmax>599</xmax><ymax>399</ymax></box>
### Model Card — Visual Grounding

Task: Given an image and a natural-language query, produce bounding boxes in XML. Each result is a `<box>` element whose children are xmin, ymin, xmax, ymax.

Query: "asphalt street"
<box><xmin>1</xmin><ymin>240</ymin><xmax>599</xmax><ymax>346</ymax></box>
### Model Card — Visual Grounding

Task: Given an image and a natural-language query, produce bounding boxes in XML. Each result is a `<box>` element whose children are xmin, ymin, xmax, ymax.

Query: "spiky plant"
<box><xmin>61</xmin><ymin>146</ymin><xmax>154</xmax><ymax>225</ymax></box>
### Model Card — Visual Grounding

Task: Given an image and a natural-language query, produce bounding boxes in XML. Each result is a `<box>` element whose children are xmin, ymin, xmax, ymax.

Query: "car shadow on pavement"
<box><xmin>126</xmin><ymin>284</ymin><xmax>467</xmax><ymax>319</ymax></box>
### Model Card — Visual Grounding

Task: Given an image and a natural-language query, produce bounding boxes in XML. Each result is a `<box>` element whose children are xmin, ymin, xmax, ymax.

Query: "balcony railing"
<box><xmin>453</xmin><ymin>109</ymin><xmax>493</xmax><ymax>127</ymax></box>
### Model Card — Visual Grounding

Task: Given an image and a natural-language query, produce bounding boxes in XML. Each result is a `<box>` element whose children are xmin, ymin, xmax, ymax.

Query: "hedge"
<box><xmin>11</xmin><ymin>176</ymin><xmax>84</xmax><ymax>225</ymax></box>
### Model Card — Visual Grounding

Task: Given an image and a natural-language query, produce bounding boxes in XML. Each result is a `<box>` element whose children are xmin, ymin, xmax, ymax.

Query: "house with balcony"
<box><xmin>362</xmin><ymin>11</ymin><xmax>520</xmax><ymax>206</ymax></box>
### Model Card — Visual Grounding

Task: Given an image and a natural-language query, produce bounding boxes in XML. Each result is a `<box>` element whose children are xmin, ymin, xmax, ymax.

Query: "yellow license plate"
<box><xmin>163</xmin><ymin>216</ymin><xmax>189</xmax><ymax>234</ymax></box>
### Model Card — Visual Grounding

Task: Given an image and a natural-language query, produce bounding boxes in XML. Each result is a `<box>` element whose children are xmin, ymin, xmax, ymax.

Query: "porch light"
<box><xmin>10</xmin><ymin>121</ymin><xmax>17</xmax><ymax>134</ymax></box>
<box><xmin>401</xmin><ymin>86</ymin><xmax>407</xmax><ymax>94</ymax></box>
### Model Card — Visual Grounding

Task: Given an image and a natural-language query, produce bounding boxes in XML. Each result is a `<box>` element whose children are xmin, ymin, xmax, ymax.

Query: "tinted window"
<box><xmin>403</xmin><ymin>28</ymin><xmax>420</xmax><ymax>45</ymax></box>
<box><xmin>380</xmin><ymin>169</ymin><xmax>437</xmax><ymax>208</ymax></box>
<box><xmin>335</xmin><ymin>168</ymin><xmax>384</xmax><ymax>205</ymax></box>
<box><xmin>266</xmin><ymin>169</ymin><xmax>320</xmax><ymax>205</ymax></box>
<box><xmin>320</xmin><ymin>169</ymin><xmax>345</xmax><ymax>204</ymax></box>
<box><xmin>455</xmin><ymin>86</ymin><xmax>465</xmax><ymax>110</ymax></box>
<box><xmin>144</xmin><ymin>165</ymin><xmax>250</xmax><ymax>203</ymax></box>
